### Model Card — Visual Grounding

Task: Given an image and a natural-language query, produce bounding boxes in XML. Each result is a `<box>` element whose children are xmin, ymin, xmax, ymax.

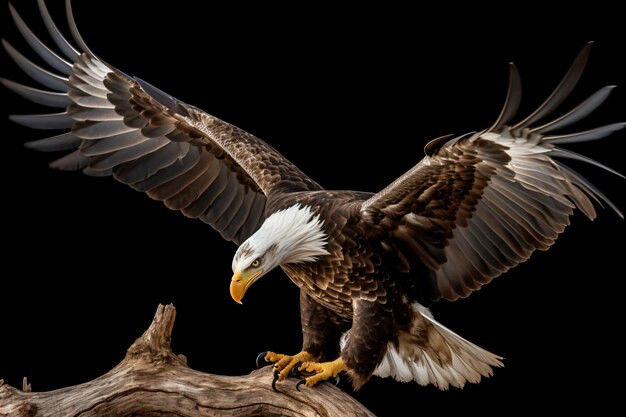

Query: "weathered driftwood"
<box><xmin>0</xmin><ymin>304</ymin><xmax>375</xmax><ymax>417</ymax></box>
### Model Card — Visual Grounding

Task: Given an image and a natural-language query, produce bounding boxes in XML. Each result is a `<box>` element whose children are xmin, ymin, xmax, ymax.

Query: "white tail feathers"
<box><xmin>372</xmin><ymin>304</ymin><xmax>503</xmax><ymax>390</ymax></box>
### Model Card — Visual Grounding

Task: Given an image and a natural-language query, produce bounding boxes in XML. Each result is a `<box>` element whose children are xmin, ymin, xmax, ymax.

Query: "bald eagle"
<box><xmin>3</xmin><ymin>1</ymin><xmax>624</xmax><ymax>391</ymax></box>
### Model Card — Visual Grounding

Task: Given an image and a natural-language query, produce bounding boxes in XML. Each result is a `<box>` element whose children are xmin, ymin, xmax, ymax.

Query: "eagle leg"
<box><xmin>295</xmin><ymin>357</ymin><xmax>347</xmax><ymax>389</ymax></box>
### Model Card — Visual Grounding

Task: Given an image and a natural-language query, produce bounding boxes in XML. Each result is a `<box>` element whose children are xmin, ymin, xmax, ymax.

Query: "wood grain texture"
<box><xmin>0</xmin><ymin>304</ymin><xmax>375</xmax><ymax>417</ymax></box>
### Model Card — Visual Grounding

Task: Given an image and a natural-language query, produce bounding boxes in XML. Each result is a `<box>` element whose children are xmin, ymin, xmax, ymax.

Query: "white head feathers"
<box><xmin>232</xmin><ymin>204</ymin><xmax>330</xmax><ymax>273</ymax></box>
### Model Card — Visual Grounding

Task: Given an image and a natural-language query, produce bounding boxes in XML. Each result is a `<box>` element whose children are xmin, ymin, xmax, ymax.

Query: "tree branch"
<box><xmin>0</xmin><ymin>304</ymin><xmax>375</xmax><ymax>417</ymax></box>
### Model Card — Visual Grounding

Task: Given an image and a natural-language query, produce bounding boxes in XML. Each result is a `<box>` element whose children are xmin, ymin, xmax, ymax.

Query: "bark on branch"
<box><xmin>0</xmin><ymin>304</ymin><xmax>375</xmax><ymax>417</ymax></box>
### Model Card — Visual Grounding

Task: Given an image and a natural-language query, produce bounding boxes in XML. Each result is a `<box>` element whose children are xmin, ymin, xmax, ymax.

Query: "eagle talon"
<box><xmin>272</xmin><ymin>370</ymin><xmax>281</xmax><ymax>392</ymax></box>
<box><xmin>256</xmin><ymin>351</ymin><xmax>269</xmax><ymax>368</ymax></box>
<box><xmin>290</xmin><ymin>362</ymin><xmax>303</xmax><ymax>377</ymax></box>
<box><xmin>296</xmin><ymin>379</ymin><xmax>306</xmax><ymax>392</ymax></box>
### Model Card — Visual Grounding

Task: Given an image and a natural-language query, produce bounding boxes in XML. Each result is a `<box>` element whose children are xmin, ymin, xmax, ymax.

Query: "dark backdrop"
<box><xmin>1</xmin><ymin>2</ymin><xmax>624</xmax><ymax>415</ymax></box>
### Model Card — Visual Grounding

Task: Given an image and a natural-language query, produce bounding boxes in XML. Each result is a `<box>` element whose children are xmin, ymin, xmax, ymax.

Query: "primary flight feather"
<box><xmin>3</xmin><ymin>0</ymin><xmax>624</xmax><ymax>391</ymax></box>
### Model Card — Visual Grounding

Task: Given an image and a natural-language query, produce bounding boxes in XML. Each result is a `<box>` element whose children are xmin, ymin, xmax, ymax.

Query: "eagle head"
<box><xmin>230</xmin><ymin>204</ymin><xmax>330</xmax><ymax>304</ymax></box>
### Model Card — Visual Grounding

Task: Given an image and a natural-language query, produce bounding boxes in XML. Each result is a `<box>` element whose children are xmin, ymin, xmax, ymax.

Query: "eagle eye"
<box><xmin>251</xmin><ymin>258</ymin><xmax>261</xmax><ymax>268</ymax></box>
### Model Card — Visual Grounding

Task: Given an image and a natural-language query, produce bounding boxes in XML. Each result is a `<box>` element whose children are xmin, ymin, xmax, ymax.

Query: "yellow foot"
<box><xmin>296</xmin><ymin>358</ymin><xmax>347</xmax><ymax>390</ymax></box>
<box><xmin>257</xmin><ymin>351</ymin><xmax>312</xmax><ymax>390</ymax></box>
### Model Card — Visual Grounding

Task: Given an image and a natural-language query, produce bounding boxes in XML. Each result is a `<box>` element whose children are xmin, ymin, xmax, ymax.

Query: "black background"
<box><xmin>1</xmin><ymin>1</ymin><xmax>625</xmax><ymax>415</ymax></box>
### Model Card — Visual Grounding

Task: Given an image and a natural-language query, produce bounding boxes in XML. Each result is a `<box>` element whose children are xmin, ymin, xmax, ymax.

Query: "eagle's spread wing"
<box><xmin>3</xmin><ymin>0</ymin><xmax>321</xmax><ymax>244</ymax></box>
<box><xmin>360</xmin><ymin>43</ymin><xmax>624</xmax><ymax>301</ymax></box>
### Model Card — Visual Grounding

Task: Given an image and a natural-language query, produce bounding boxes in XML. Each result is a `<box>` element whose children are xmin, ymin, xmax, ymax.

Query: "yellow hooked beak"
<box><xmin>230</xmin><ymin>270</ymin><xmax>263</xmax><ymax>304</ymax></box>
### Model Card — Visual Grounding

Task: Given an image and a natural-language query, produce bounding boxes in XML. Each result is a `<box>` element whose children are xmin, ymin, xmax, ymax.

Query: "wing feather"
<box><xmin>181</xmin><ymin>160</ymin><xmax>226</xmax><ymax>217</ymax></box>
<box><xmin>150</xmin><ymin>150</ymin><xmax>212</xmax><ymax>202</ymax></box>
<box><xmin>90</xmin><ymin>137</ymin><xmax>170</xmax><ymax>170</ymax></box>
<box><xmin>165</xmin><ymin>159</ymin><xmax>225</xmax><ymax>211</ymax></box>
<box><xmin>2</xmin><ymin>39</ymin><xmax>69</xmax><ymax>91</ymax></box>
<box><xmin>0</xmin><ymin>79</ymin><xmax>71</xmax><ymax>107</ymax></box>
<box><xmin>115</xmin><ymin>142</ymin><xmax>190</xmax><ymax>185</ymax></box>
<box><xmin>197</xmin><ymin>169</ymin><xmax>240</xmax><ymax>222</ymax></box>
<box><xmin>217</xmin><ymin>189</ymin><xmax>255</xmax><ymax>240</ymax></box>
<box><xmin>512</xmin><ymin>42</ymin><xmax>591</xmax><ymax>130</ymax></box>
<box><xmin>10</xmin><ymin>112</ymin><xmax>72</xmax><ymax>129</ymax></box>
<box><xmin>131</xmin><ymin>148</ymin><xmax>200</xmax><ymax>193</ymax></box>
<box><xmin>36</xmin><ymin>0</ymin><xmax>80</xmax><ymax>60</ymax></box>
<box><xmin>8</xmin><ymin>3</ymin><xmax>72</xmax><ymax>75</ymax></box>
<box><xmin>532</xmin><ymin>86</ymin><xmax>615</xmax><ymax>134</ymax></box>
<box><xmin>80</xmin><ymin>130</ymin><xmax>148</xmax><ymax>156</ymax></box>
<box><xmin>25</xmin><ymin>132</ymin><xmax>81</xmax><ymax>152</ymax></box>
